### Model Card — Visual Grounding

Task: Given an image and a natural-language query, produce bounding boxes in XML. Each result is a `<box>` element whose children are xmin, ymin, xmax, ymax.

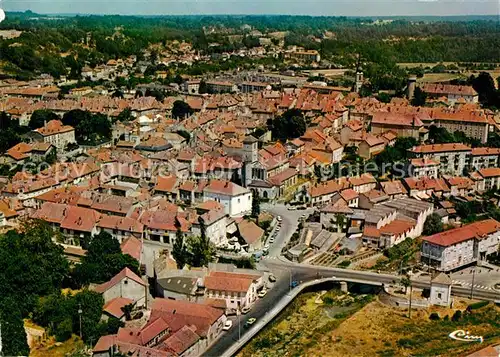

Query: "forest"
<box><xmin>1</xmin><ymin>12</ymin><xmax>500</xmax><ymax>79</ymax></box>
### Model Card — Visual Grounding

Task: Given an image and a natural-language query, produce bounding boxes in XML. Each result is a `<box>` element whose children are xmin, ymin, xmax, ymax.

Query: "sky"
<box><xmin>1</xmin><ymin>0</ymin><xmax>499</xmax><ymax>17</ymax></box>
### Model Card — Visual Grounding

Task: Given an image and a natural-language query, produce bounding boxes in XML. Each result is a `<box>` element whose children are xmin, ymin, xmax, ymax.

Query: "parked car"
<box><xmin>245</xmin><ymin>317</ymin><xmax>257</xmax><ymax>327</ymax></box>
<box><xmin>241</xmin><ymin>306</ymin><xmax>251</xmax><ymax>314</ymax></box>
<box><xmin>269</xmin><ymin>274</ymin><xmax>276</xmax><ymax>282</ymax></box>
<box><xmin>269</xmin><ymin>237</ymin><xmax>275</xmax><ymax>243</ymax></box>
<box><xmin>223</xmin><ymin>320</ymin><xmax>233</xmax><ymax>331</ymax></box>
<box><xmin>288</xmin><ymin>206</ymin><xmax>297</xmax><ymax>211</ymax></box>
<box><xmin>290</xmin><ymin>280</ymin><xmax>299</xmax><ymax>288</ymax></box>
<box><xmin>258</xmin><ymin>289</ymin><xmax>267</xmax><ymax>298</ymax></box>
<box><xmin>277</xmin><ymin>216</ymin><xmax>282</xmax><ymax>222</ymax></box>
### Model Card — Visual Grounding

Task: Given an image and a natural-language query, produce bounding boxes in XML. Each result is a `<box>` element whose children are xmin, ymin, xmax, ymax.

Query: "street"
<box><xmin>261</xmin><ymin>203</ymin><xmax>315</xmax><ymax>258</ymax></box>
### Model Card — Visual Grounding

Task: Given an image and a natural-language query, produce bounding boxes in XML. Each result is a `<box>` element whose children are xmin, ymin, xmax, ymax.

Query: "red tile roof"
<box><xmin>411</xmin><ymin>143</ymin><xmax>471</xmax><ymax>154</ymax></box>
<box><xmin>120</xmin><ymin>237</ymin><xmax>143</xmax><ymax>262</ymax></box>
<box><xmin>103</xmin><ymin>297</ymin><xmax>134</xmax><ymax>319</ymax></box>
<box><xmin>94</xmin><ymin>267</ymin><xmax>146</xmax><ymax>294</ymax></box>
<box><xmin>423</xmin><ymin>219</ymin><xmax>500</xmax><ymax>247</ymax></box>
<box><xmin>160</xmin><ymin>325</ymin><xmax>200</xmax><ymax>355</ymax></box>
<box><xmin>479</xmin><ymin>167</ymin><xmax>500</xmax><ymax>178</ymax></box>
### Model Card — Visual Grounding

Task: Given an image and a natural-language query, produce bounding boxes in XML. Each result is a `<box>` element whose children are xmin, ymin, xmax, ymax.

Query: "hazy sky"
<box><xmin>2</xmin><ymin>0</ymin><xmax>500</xmax><ymax>16</ymax></box>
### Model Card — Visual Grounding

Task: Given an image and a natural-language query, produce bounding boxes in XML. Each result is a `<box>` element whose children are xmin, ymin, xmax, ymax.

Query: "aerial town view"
<box><xmin>1</xmin><ymin>1</ymin><xmax>500</xmax><ymax>356</ymax></box>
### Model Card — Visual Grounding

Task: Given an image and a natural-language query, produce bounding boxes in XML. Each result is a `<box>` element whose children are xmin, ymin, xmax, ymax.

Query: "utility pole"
<box><xmin>238</xmin><ymin>310</ymin><xmax>241</xmax><ymax>341</ymax></box>
<box><xmin>289</xmin><ymin>270</ymin><xmax>292</xmax><ymax>292</ymax></box>
<box><xmin>470</xmin><ymin>267</ymin><xmax>476</xmax><ymax>300</ymax></box>
<box><xmin>408</xmin><ymin>284</ymin><xmax>413</xmax><ymax>319</ymax></box>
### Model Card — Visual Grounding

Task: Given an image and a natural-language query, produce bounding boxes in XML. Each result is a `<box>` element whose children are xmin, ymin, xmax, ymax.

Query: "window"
<box><xmin>438</xmin><ymin>293</ymin><xmax>442</xmax><ymax>299</ymax></box>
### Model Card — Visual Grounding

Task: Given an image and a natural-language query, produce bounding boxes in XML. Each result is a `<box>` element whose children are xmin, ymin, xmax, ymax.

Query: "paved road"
<box><xmin>261</xmin><ymin>203</ymin><xmax>315</xmax><ymax>257</ymax></box>
<box><xmin>204</xmin><ymin>259</ymin><xmax>500</xmax><ymax>357</ymax></box>
<box><xmin>202</xmin><ymin>266</ymin><xmax>319</xmax><ymax>357</ymax></box>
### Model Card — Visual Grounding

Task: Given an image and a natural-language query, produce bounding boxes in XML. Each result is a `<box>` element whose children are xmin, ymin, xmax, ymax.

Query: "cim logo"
<box><xmin>449</xmin><ymin>330</ymin><xmax>484</xmax><ymax>343</ymax></box>
<box><xmin>0</xmin><ymin>0</ymin><xmax>4</xmax><ymax>24</ymax></box>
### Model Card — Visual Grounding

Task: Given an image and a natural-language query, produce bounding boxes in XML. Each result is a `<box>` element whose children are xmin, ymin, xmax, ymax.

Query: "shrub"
<box><xmin>338</xmin><ymin>260</ymin><xmax>351</xmax><ymax>268</ymax></box>
<box><xmin>323</xmin><ymin>296</ymin><xmax>334</xmax><ymax>305</ymax></box>
<box><xmin>451</xmin><ymin>310</ymin><xmax>462</xmax><ymax>322</ymax></box>
<box><xmin>429</xmin><ymin>312</ymin><xmax>440</xmax><ymax>320</ymax></box>
<box><xmin>443</xmin><ymin>315</ymin><xmax>449</xmax><ymax>321</ymax></box>
<box><xmin>468</xmin><ymin>301</ymin><xmax>489</xmax><ymax>310</ymax></box>
<box><xmin>397</xmin><ymin>338</ymin><xmax>415</xmax><ymax>348</ymax></box>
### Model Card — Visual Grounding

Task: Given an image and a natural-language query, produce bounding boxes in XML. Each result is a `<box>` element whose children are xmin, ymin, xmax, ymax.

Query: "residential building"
<box><xmin>31</xmin><ymin>120</ymin><xmax>76</xmax><ymax>150</ymax></box>
<box><xmin>470</xmin><ymin>147</ymin><xmax>500</xmax><ymax>170</ymax></box>
<box><xmin>410</xmin><ymin>143</ymin><xmax>471</xmax><ymax>176</ymax></box>
<box><xmin>420</xmin><ymin>84</ymin><xmax>478</xmax><ymax>104</ymax></box>
<box><xmin>408</xmin><ymin>158</ymin><xmax>440</xmax><ymax>179</ymax></box>
<box><xmin>203</xmin><ymin>180</ymin><xmax>252</xmax><ymax>217</ymax></box>
<box><xmin>93</xmin><ymin>267</ymin><xmax>148</xmax><ymax>307</ymax></box>
<box><xmin>421</xmin><ymin>219</ymin><xmax>500</xmax><ymax>271</ymax></box>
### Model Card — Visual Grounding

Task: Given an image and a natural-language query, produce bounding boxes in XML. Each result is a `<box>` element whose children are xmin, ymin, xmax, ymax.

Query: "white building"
<box><xmin>203</xmin><ymin>180</ymin><xmax>252</xmax><ymax>217</ymax></box>
<box><xmin>32</xmin><ymin>120</ymin><xmax>76</xmax><ymax>151</ymax></box>
<box><xmin>94</xmin><ymin>267</ymin><xmax>148</xmax><ymax>308</ymax></box>
<box><xmin>421</xmin><ymin>219</ymin><xmax>500</xmax><ymax>272</ymax></box>
<box><xmin>410</xmin><ymin>143</ymin><xmax>471</xmax><ymax>176</ymax></box>
<box><xmin>430</xmin><ymin>273</ymin><xmax>453</xmax><ymax>307</ymax></box>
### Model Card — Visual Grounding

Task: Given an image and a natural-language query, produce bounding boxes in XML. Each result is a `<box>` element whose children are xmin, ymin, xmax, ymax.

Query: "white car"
<box><xmin>223</xmin><ymin>320</ymin><xmax>233</xmax><ymax>331</ymax></box>
<box><xmin>277</xmin><ymin>216</ymin><xmax>282</xmax><ymax>222</ymax></box>
<box><xmin>241</xmin><ymin>306</ymin><xmax>251</xmax><ymax>314</ymax></box>
<box><xmin>258</xmin><ymin>290</ymin><xmax>267</xmax><ymax>298</ymax></box>
<box><xmin>269</xmin><ymin>237</ymin><xmax>275</xmax><ymax>243</ymax></box>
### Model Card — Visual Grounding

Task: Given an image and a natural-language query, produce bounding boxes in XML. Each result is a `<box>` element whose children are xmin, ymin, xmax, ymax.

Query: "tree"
<box><xmin>62</xmin><ymin>109</ymin><xmax>112</xmax><ymax>145</ymax></box>
<box><xmin>172</xmin><ymin>226</ymin><xmax>187</xmax><ymax>269</ymax></box>
<box><xmin>0</xmin><ymin>220</ymin><xmax>69</xmax><ymax>315</ymax></box>
<box><xmin>469</xmin><ymin>72</ymin><xmax>500</xmax><ymax>108</ymax></box>
<box><xmin>411</xmin><ymin>87</ymin><xmax>427</xmax><ymax>107</ymax></box>
<box><xmin>28</xmin><ymin>109</ymin><xmax>59</xmax><ymax>130</ymax></box>
<box><xmin>115</xmin><ymin>108</ymin><xmax>133</xmax><ymax>123</ymax></box>
<box><xmin>0</xmin><ymin>300</ymin><xmax>30</xmax><ymax>356</ymax></box>
<box><xmin>251</xmin><ymin>190</ymin><xmax>261</xmax><ymax>219</ymax></box>
<box><xmin>198</xmin><ymin>80</ymin><xmax>208</xmax><ymax>94</ymax></box>
<box><xmin>121</xmin><ymin>303</ymin><xmax>134</xmax><ymax>321</ymax></box>
<box><xmin>271</xmin><ymin>109</ymin><xmax>306</xmax><ymax>141</ymax></box>
<box><xmin>72</xmin><ymin>231</ymin><xmax>139</xmax><ymax>286</ymax></box>
<box><xmin>186</xmin><ymin>218</ymin><xmax>214</xmax><ymax>268</ymax></box>
<box><xmin>423</xmin><ymin>213</ymin><xmax>444</xmax><ymax>236</ymax></box>
<box><xmin>400</xmin><ymin>276</ymin><xmax>412</xmax><ymax>294</ymax></box>
<box><xmin>172</xmin><ymin>100</ymin><xmax>194</xmax><ymax>120</ymax></box>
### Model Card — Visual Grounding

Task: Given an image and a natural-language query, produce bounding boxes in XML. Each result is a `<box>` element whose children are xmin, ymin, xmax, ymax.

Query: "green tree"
<box><xmin>172</xmin><ymin>100</ymin><xmax>194</xmax><ymax>119</ymax></box>
<box><xmin>411</xmin><ymin>87</ymin><xmax>427</xmax><ymax>107</ymax></box>
<box><xmin>116</xmin><ymin>108</ymin><xmax>132</xmax><ymax>122</ymax></box>
<box><xmin>423</xmin><ymin>213</ymin><xmax>444</xmax><ymax>236</ymax></box>
<box><xmin>400</xmin><ymin>275</ymin><xmax>411</xmax><ymax>294</ymax></box>
<box><xmin>172</xmin><ymin>226</ymin><xmax>187</xmax><ymax>269</ymax></box>
<box><xmin>72</xmin><ymin>231</ymin><xmax>139</xmax><ymax>286</ymax></box>
<box><xmin>271</xmin><ymin>109</ymin><xmax>306</xmax><ymax>141</ymax></box>
<box><xmin>0</xmin><ymin>300</ymin><xmax>29</xmax><ymax>356</ymax></box>
<box><xmin>28</xmin><ymin>109</ymin><xmax>60</xmax><ymax>130</ymax></box>
<box><xmin>198</xmin><ymin>80</ymin><xmax>208</xmax><ymax>94</ymax></box>
<box><xmin>251</xmin><ymin>190</ymin><xmax>261</xmax><ymax>219</ymax></box>
<box><xmin>187</xmin><ymin>218</ymin><xmax>214</xmax><ymax>268</ymax></box>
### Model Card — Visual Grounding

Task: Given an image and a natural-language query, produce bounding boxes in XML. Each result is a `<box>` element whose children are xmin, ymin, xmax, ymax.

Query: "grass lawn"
<box><xmin>238</xmin><ymin>290</ymin><xmax>374</xmax><ymax>357</ymax></box>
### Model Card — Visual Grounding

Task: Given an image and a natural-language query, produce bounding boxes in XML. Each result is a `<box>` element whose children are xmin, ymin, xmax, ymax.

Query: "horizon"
<box><xmin>2</xmin><ymin>0</ymin><xmax>500</xmax><ymax>17</ymax></box>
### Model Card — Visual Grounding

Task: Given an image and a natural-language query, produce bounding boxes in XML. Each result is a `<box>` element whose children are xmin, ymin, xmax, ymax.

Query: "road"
<box><xmin>261</xmin><ymin>203</ymin><xmax>315</xmax><ymax>257</ymax></box>
<box><xmin>204</xmin><ymin>259</ymin><xmax>500</xmax><ymax>356</ymax></box>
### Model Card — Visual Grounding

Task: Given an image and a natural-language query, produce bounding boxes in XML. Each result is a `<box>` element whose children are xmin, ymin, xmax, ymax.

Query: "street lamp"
<box><xmin>78</xmin><ymin>304</ymin><xmax>83</xmax><ymax>339</ymax></box>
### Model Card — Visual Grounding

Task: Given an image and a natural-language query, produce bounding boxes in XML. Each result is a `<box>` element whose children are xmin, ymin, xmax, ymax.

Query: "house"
<box><xmin>358</xmin><ymin>134</ymin><xmax>386</xmax><ymax>159</ymax></box>
<box><xmin>403</xmin><ymin>176</ymin><xmax>450</xmax><ymax>199</ymax></box>
<box><xmin>370</xmin><ymin>112</ymin><xmax>427</xmax><ymax>140</ymax></box>
<box><xmin>421</xmin><ymin>219</ymin><xmax>500</xmax><ymax>272</ymax></box>
<box><xmin>1</xmin><ymin>142</ymin><xmax>54</xmax><ymax>164</ymax></box>
<box><xmin>237</xmin><ymin>219</ymin><xmax>264</xmax><ymax>251</ymax></box>
<box><xmin>102</xmin><ymin>297</ymin><xmax>134</xmax><ymax>321</ymax></box>
<box><xmin>380</xmin><ymin>180</ymin><xmax>408</xmax><ymax>199</ymax></box>
<box><xmin>31</xmin><ymin>120</ymin><xmax>76</xmax><ymax>150</ymax></box>
<box><xmin>93</xmin><ymin>267</ymin><xmax>148</xmax><ymax>307</ymax></box>
<box><xmin>203</xmin><ymin>180</ymin><xmax>252</xmax><ymax>217</ymax></box>
<box><xmin>150</xmin><ymin>298</ymin><xmax>226</xmax><ymax>350</ymax></box>
<box><xmin>410</xmin><ymin>143</ymin><xmax>471</xmax><ymax>176</ymax></box>
<box><xmin>431</xmin><ymin>109</ymin><xmax>489</xmax><ymax>144</ymax></box>
<box><xmin>478</xmin><ymin>167</ymin><xmax>500</xmax><ymax>190</ymax></box>
<box><xmin>409</xmin><ymin>158</ymin><xmax>440</xmax><ymax>179</ymax></box>
<box><xmin>204</xmin><ymin>270</ymin><xmax>262</xmax><ymax>312</ymax></box>
<box><xmin>268</xmin><ymin>168</ymin><xmax>298</xmax><ymax>197</ymax></box>
<box><xmin>429</xmin><ymin>273</ymin><xmax>453</xmax><ymax>307</ymax></box>
<box><xmin>191</xmin><ymin>208</ymin><xmax>228</xmax><ymax>246</ymax></box>
<box><xmin>470</xmin><ymin>147</ymin><xmax>500</xmax><ymax>170</ymax></box>
<box><xmin>421</xmin><ymin>83</ymin><xmax>478</xmax><ymax>104</ymax></box>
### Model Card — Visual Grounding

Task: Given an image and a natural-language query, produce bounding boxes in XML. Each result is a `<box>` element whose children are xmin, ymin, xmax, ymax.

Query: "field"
<box><xmin>239</xmin><ymin>291</ymin><xmax>500</xmax><ymax>357</ymax></box>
